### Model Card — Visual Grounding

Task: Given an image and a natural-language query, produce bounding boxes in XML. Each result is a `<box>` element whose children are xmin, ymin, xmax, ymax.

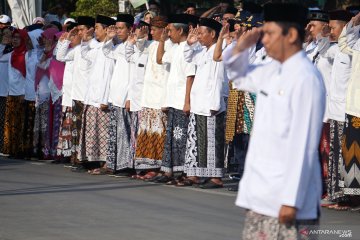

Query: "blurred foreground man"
<box><xmin>223</xmin><ymin>3</ymin><xmax>325</xmax><ymax>239</ymax></box>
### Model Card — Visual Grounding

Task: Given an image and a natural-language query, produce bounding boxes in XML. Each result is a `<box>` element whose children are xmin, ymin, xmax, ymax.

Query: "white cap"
<box><xmin>64</xmin><ymin>18</ymin><xmax>76</xmax><ymax>25</ymax></box>
<box><xmin>0</xmin><ymin>15</ymin><xmax>11</xmax><ymax>24</ymax></box>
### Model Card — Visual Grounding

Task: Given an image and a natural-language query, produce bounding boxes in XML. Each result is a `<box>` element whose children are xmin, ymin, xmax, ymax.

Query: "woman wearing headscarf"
<box><xmin>2</xmin><ymin>29</ymin><xmax>28</xmax><ymax>158</ymax></box>
<box><xmin>0</xmin><ymin>26</ymin><xmax>13</xmax><ymax>153</ymax></box>
<box><xmin>23</xmin><ymin>28</ymin><xmax>43</xmax><ymax>158</ymax></box>
<box><xmin>33</xmin><ymin>27</ymin><xmax>63</xmax><ymax>160</ymax></box>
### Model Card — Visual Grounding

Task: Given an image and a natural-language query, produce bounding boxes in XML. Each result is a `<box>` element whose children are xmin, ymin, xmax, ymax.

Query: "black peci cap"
<box><xmin>116</xmin><ymin>14</ymin><xmax>134</xmax><ymax>25</ymax></box>
<box><xmin>168</xmin><ymin>14</ymin><xmax>199</xmax><ymax>26</ymax></box>
<box><xmin>264</xmin><ymin>3</ymin><xmax>308</xmax><ymax>27</ymax></box>
<box><xmin>199</xmin><ymin>18</ymin><xmax>222</xmax><ymax>34</ymax></box>
<box><xmin>77</xmin><ymin>16</ymin><xmax>95</xmax><ymax>27</ymax></box>
<box><xmin>329</xmin><ymin>10</ymin><xmax>354</xmax><ymax>22</ymax></box>
<box><xmin>308</xmin><ymin>10</ymin><xmax>329</xmax><ymax>23</ymax></box>
<box><xmin>96</xmin><ymin>15</ymin><xmax>116</xmax><ymax>26</ymax></box>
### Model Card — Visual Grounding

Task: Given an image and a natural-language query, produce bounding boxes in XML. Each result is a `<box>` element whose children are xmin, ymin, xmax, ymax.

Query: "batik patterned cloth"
<box><xmin>23</xmin><ymin>100</ymin><xmax>36</xmax><ymax>158</ymax></box>
<box><xmin>242</xmin><ymin>210</ymin><xmax>319</xmax><ymax>240</ymax></box>
<box><xmin>106</xmin><ymin>106</ymin><xmax>139</xmax><ymax>171</ymax></box>
<box><xmin>161</xmin><ymin>108</ymin><xmax>189</xmax><ymax>173</ymax></box>
<box><xmin>2</xmin><ymin>96</ymin><xmax>25</xmax><ymax>157</ymax></box>
<box><xmin>328</xmin><ymin>119</ymin><xmax>347</xmax><ymax>202</ymax></box>
<box><xmin>341</xmin><ymin>114</ymin><xmax>360</xmax><ymax>195</ymax></box>
<box><xmin>78</xmin><ymin>105</ymin><xmax>110</xmax><ymax>162</ymax></box>
<box><xmin>0</xmin><ymin>96</ymin><xmax>7</xmax><ymax>152</ymax></box>
<box><xmin>71</xmin><ymin>100</ymin><xmax>85</xmax><ymax>162</ymax></box>
<box><xmin>319</xmin><ymin>123</ymin><xmax>330</xmax><ymax>195</ymax></box>
<box><xmin>33</xmin><ymin>101</ymin><xmax>50</xmax><ymax>159</ymax></box>
<box><xmin>184</xmin><ymin>112</ymin><xmax>225</xmax><ymax>178</ymax></box>
<box><xmin>57</xmin><ymin>106</ymin><xmax>73</xmax><ymax>158</ymax></box>
<box><xmin>134</xmin><ymin>107</ymin><xmax>167</xmax><ymax>170</ymax></box>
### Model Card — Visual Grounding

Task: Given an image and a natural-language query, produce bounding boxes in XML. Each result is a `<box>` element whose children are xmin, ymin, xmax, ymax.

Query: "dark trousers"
<box><xmin>233</xmin><ymin>133</ymin><xmax>250</xmax><ymax>180</ymax></box>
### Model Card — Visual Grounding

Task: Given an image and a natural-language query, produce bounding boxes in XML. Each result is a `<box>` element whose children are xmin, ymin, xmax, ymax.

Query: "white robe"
<box><xmin>224</xmin><ymin>49</ymin><xmax>325</xmax><ymax>220</ymax></box>
<box><xmin>81</xmin><ymin>40</ymin><xmax>115</xmax><ymax>108</ymax></box>
<box><xmin>163</xmin><ymin>41</ymin><xmax>196</xmax><ymax>111</ymax></box>
<box><xmin>183</xmin><ymin>42</ymin><xmax>226</xmax><ymax>116</ymax></box>
<box><xmin>125</xmin><ymin>39</ymin><xmax>150</xmax><ymax>112</ymax></box>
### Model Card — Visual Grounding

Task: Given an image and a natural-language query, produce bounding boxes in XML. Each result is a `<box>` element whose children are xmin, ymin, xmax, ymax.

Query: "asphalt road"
<box><xmin>0</xmin><ymin>157</ymin><xmax>359</xmax><ymax>240</ymax></box>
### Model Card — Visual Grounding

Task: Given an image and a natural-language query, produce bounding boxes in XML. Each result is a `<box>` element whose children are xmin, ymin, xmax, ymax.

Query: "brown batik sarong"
<box><xmin>2</xmin><ymin>96</ymin><xmax>25</xmax><ymax>157</ymax></box>
<box><xmin>134</xmin><ymin>107</ymin><xmax>167</xmax><ymax>170</ymax></box>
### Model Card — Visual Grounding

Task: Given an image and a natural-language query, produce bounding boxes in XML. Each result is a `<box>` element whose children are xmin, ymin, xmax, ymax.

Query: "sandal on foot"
<box><xmin>334</xmin><ymin>205</ymin><xmax>351</xmax><ymax>211</ymax></box>
<box><xmin>176</xmin><ymin>179</ymin><xmax>197</xmax><ymax>187</ymax></box>
<box><xmin>90</xmin><ymin>168</ymin><xmax>108</xmax><ymax>175</ymax></box>
<box><xmin>154</xmin><ymin>175</ymin><xmax>172</xmax><ymax>183</ymax></box>
<box><xmin>166</xmin><ymin>179</ymin><xmax>178</xmax><ymax>185</ymax></box>
<box><xmin>140</xmin><ymin>172</ymin><xmax>157</xmax><ymax>180</ymax></box>
<box><xmin>199</xmin><ymin>181</ymin><xmax>223</xmax><ymax>189</ymax></box>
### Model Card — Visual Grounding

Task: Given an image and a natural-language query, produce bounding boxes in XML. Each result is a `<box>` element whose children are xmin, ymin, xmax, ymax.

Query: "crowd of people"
<box><xmin>0</xmin><ymin>1</ymin><xmax>360</xmax><ymax>238</ymax></box>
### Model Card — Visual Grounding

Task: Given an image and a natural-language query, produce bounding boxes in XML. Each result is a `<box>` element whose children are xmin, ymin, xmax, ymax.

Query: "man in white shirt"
<box><xmin>102</xmin><ymin>14</ymin><xmax>138</xmax><ymax>174</ymax></box>
<box><xmin>133</xmin><ymin>16</ymin><xmax>171</xmax><ymax>180</ymax></box>
<box><xmin>55</xmin><ymin>22</ymin><xmax>81</xmax><ymax>162</ymax></box>
<box><xmin>56</xmin><ymin>16</ymin><xmax>95</xmax><ymax>170</ymax></box>
<box><xmin>223</xmin><ymin>3</ymin><xmax>325</xmax><ymax>238</ymax></box>
<box><xmin>183</xmin><ymin>18</ymin><xmax>226</xmax><ymax>188</ymax></box>
<box><xmin>317</xmin><ymin>10</ymin><xmax>354</xmax><ymax>210</ymax></box>
<box><xmin>153</xmin><ymin>14</ymin><xmax>197</xmax><ymax>184</ymax></box>
<box><xmin>337</xmin><ymin>12</ymin><xmax>360</xmax><ymax>210</ymax></box>
<box><xmin>77</xmin><ymin>15</ymin><xmax>116</xmax><ymax>174</ymax></box>
<box><xmin>305</xmin><ymin>10</ymin><xmax>329</xmax><ymax>62</ymax></box>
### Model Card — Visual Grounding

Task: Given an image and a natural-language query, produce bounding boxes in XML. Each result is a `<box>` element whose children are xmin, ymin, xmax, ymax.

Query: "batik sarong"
<box><xmin>184</xmin><ymin>112</ymin><xmax>225</xmax><ymax>178</ymax></box>
<box><xmin>236</xmin><ymin>91</ymin><xmax>256</xmax><ymax>135</ymax></box>
<box><xmin>319</xmin><ymin>122</ymin><xmax>330</xmax><ymax>195</ymax></box>
<box><xmin>78</xmin><ymin>105</ymin><xmax>110</xmax><ymax>162</ymax></box>
<box><xmin>57</xmin><ymin>106</ymin><xmax>73</xmax><ymax>158</ymax></box>
<box><xmin>0</xmin><ymin>96</ymin><xmax>7</xmax><ymax>152</ymax></box>
<box><xmin>23</xmin><ymin>100</ymin><xmax>36</xmax><ymax>158</ymax></box>
<box><xmin>33</xmin><ymin>100</ymin><xmax>50</xmax><ymax>159</ymax></box>
<box><xmin>242</xmin><ymin>210</ymin><xmax>319</xmax><ymax>240</ymax></box>
<box><xmin>341</xmin><ymin>114</ymin><xmax>360</xmax><ymax>195</ymax></box>
<box><xmin>106</xmin><ymin>106</ymin><xmax>139</xmax><ymax>172</ymax></box>
<box><xmin>47</xmin><ymin>97</ymin><xmax>62</xmax><ymax>159</ymax></box>
<box><xmin>161</xmin><ymin>108</ymin><xmax>189</xmax><ymax>173</ymax></box>
<box><xmin>134</xmin><ymin>107</ymin><xmax>167</xmax><ymax>170</ymax></box>
<box><xmin>2</xmin><ymin>96</ymin><xmax>25</xmax><ymax>157</ymax></box>
<box><xmin>328</xmin><ymin>119</ymin><xmax>347</xmax><ymax>202</ymax></box>
<box><xmin>71</xmin><ymin>100</ymin><xmax>85</xmax><ymax>162</ymax></box>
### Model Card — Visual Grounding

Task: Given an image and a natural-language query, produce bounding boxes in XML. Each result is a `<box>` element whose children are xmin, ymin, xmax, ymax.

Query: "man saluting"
<box><xmin>223</xmin><ymin>3</ymin><xmax>325</xmax><ymax>239</ymax></box>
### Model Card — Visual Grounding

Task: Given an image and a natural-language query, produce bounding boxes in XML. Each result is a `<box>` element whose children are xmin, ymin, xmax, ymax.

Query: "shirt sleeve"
<box><xmin>183</xmin><ymin>41</ymin><xmax>203</xmax><ymax>65</ymax></box>
<box><xmin>103</xmin><ymin>40</ymin><xmax>123</xmax><ymax>60</ymax></box>
<box><xmin>125</xmin><ymin>42</ymin><xmax>135</xmax><ymax>62</ymax></box>
<box><xmin>209</xmin><ymin>61</ymin><xmax>225</xmax><ymax>111</ymax></box>
<box><xmin>339</xmin><ymin>21</ymin><xmax>360</xmax><ymax>55</ymax></box>
<box><xmin>56</xmin><ymin>40</ymin><xmax>75</xmax><ymax>62</ymax></box>
<box><xmin>0</xmin><ymin>44</ymin><xmax>10</xmax><ymax>62</ymax></box>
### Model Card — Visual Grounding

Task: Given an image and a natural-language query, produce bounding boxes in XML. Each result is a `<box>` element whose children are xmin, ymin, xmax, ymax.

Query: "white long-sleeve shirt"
<box><xmin>224</xmin><ymin>50</ymin><xmax>325</xmax><ymax>220</ymax></box>
<box><xmin>338</xmin><ymin>22</ymin><xmax>360</xmax><ymax>118</ymax></box>
<box><xmin>0</xmin><ymin>45</ymin><xmax>10</xmax><ymax>97</ymax></box>
<box><xmin>81</xmin><ymin>40</ymin><xmax>115</xmax><ymax>108</ymax></box>
<box><xmin>163</xmin><ymin>41</ymin><xmax>196</xmax><ymax>110</ymax></box>
<box><xmin>8</xmin><ymin>54</ymin><xmax>26</xmax><ymax>96</ymax></box>
<box><xmin>56</xmin><ymin>41</ymin><xmax>75</xmax><ymax>107</ymax></box>
<box><xmin>126</xmin><ymin>39</ymin><xmax>151</xmax><ymax>112</ymax></box>
<box><xmin>24</xmin><ymin>49</ymin><xmax>41</xmax><ymax>101</ymax></box>
<box><xmin>141</xmin><ymin>40</ymin><xmax>172</xmax><ymax>109</ymax></box>
<box><xmin>103</xmin><ymin>40</ymin><xmax>131</xmax><ymax>108</ymax></box>
<box><xmin>56</xmin><ymin>39</ymin><xmax>97</xmax><ymax>102</ymax></box>
<box><xmin>184</xmin><ymin>42</ymin><xmax>225</xmax><ymax>116</ymax></box>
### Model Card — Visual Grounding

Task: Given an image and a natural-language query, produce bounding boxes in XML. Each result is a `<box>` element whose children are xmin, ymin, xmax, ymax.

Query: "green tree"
<box><xmin>72</xmin><ymin>0</ymin><xmax>119</xmax><ymax>17</ymax></box>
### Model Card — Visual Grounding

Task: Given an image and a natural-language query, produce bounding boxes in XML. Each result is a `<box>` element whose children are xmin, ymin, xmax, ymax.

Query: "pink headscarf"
<box><xmin>35</xmin><ymin>27</ymin><xmax>65</xmax><ymax>90</ymax></box>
